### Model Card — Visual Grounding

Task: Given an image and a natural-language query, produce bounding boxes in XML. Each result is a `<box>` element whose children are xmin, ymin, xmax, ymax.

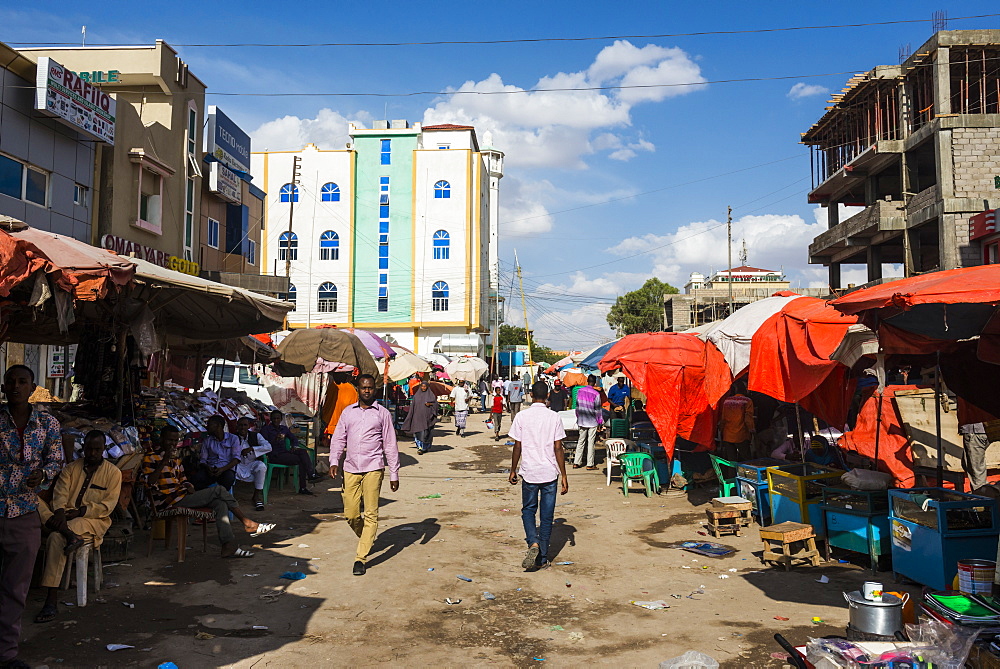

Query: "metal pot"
<box><xmin>843</xmin><ymin>590</ymin><xmax>907</xmax><ymax>637</ymax></box>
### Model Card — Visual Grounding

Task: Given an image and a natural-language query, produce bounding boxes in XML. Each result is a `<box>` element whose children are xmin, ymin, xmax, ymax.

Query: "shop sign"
<box><xmin>77</xmin><ymin>70</ymin><xmax>121</xmax><ymax>83</ymax></box>
<box><xmin>209</xmin><ymin>162</ymin><xmax>242</xmax><ymax>204</ymax></box>
<box><xmin>206</xmin><ymin>106</ymin><xmax>251</xmax><ymax>173</ymax></box>
<box><xmin>48</xmin><ymin>347</ymin><xmax>65</xmax><ymax>378</ymax></box>
<box><xmin>969</xmin><ymin>209</ymin><xmax>997</xmax><ymax>241</ymax></box>
<box><xmin>100</xmin><ymin>234</ymin><xmax>200</xmax><ymax>276</ymax></box>
<box><xmin>34</xmin><ymin>57</ymin><xmax>116</xmax><ymax>145</ymax></box>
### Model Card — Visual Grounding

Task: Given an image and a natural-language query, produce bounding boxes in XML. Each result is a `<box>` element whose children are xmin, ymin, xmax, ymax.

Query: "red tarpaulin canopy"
<box><xmin>830</xmin><ymin>264</ymin><xmax>1000</xmax><ymax>314</ymax></box>
<box><xmin>748</xmin><ymin>296</ymin><xmax>858</xmax><ymax>427</ymax></box>
<box><xmin>598</xmin><ymin>332</ymin><xmax>731</xmax><ymax>458</ymax></box>
<box><xmin>3</xmin><ymin>226</ymin><xmax>134</xmax><ymax>300</ymax></box>
<box><xmin>839</xmin><ymin>386</ymin><xmax>920</xmax><ymax>488</ymax></box>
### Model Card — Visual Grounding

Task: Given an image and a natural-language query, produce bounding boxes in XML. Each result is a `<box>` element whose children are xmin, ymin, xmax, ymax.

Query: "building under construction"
<box><xmin>804</xmin><ymin>30</ymin><xmax>1000</xmax><ymax>287</ymax></box>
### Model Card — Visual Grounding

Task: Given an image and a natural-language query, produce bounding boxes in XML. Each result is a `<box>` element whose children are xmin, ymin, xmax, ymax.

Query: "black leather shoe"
<box><xmin>297</xmin><ymin>488</ymin><xmax>315</xmax><ymax>496</ymax></box>
<box><xmin>353</xmin><ymin>561</ymin><xmax>366</xmax><ymax>576</ymax></box>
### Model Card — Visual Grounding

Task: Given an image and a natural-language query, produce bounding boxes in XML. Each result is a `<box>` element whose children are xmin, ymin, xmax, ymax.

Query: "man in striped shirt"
<box><xmin>573</xmin><ymin>375</ymin><xmax>604</xmax><ymax>470</ymax></box>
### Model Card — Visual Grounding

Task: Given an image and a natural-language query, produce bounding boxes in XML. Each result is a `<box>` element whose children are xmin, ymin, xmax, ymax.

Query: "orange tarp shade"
<box><xmin>598</xmin><ymin>332</ymin><xmax>731</xmax><ymax>458</ymax></box>
<box><xmin>748</xmin><ymin>296</ymin><xmax>857</xmax><ymax>427</ymax></box>
<box><xmin>829</xmin><ymin>264</ymin><xmax>1000</xmax><ymax>314</ymax></box>
<box><xmin>840</xmin><ymin>386</ymin><xmax>919</xmax><ymax>488</ymax></box>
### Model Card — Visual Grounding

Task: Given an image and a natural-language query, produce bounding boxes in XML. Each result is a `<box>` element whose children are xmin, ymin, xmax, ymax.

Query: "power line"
<box><xmin>7</xmin><ymin>13</ymin><xmax>997</xmax><ymax>48</ymax></box>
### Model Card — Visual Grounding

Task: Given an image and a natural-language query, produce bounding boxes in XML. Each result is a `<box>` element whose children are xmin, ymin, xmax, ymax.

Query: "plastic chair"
<box><xmin>620</xmin><ymin>452</ymin><xmax>659</xmax><ymax>497</ymax></box>
<box><xmin>604</xmin><ymin>438</ymin><xmax>630</xmax><ymax>486</ymax></box>
<box><xmin>261</xmin><ymin>454</ymin><xmax>299</xmax><ymax>505</ymax></box>
<box><xmin>609</xmin><ymin>419</ymin><xmax>630</xmax><ymax>439</ymax></box>
<box><xmin>60</xmin><ymin>541</ymin><xmax>101</xmax><ymax>607</ymax></box>
<box><xmin>709</xmin><ymin>453</ymin><xmax>739</xmax><ymax>498</ymax></box>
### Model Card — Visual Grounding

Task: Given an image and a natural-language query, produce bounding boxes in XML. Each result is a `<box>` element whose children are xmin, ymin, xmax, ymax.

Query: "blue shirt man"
<box><xmin>608</xmin><ymin>377</ymin><xmax>631</xmax><ymax>414</ymax></box>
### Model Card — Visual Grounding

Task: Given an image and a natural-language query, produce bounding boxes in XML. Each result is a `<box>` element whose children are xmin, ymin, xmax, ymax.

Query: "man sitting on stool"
<box><xmin>193</xmin><ymin>416</ymin><xmax>241</xmax><ymax>490</ymax></box>
<box><xmin>34</xmin><ymin>430</ymin><xmax>121</xmax><ymax>623</ymax></box>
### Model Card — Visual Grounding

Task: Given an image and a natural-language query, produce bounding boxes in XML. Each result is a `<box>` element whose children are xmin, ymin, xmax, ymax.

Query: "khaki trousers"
<box><xmin>41</xmin><ymin>518</ymin><xmax>105</xmax><ymax>588</ymax></box>
<box><xmin>343</xmin><ymin>469</ymin><xmax>384</xmax><ymax>563</ymax></box>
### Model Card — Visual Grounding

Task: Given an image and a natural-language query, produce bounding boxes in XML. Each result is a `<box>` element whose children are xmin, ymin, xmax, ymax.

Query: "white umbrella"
<box><xmin>445</xmin><ymin>356</ymin><xmax>489</xmax><ymax>383</ymax></box>
<box><xmin>419</xmin><ymin>353</ymin><xmax>452</xmax><ymax>368</ymax></box>
<box><xmin>387</xmin><ymin>348</ymin><xmax>432</xmax><ymax>381</ymax></box>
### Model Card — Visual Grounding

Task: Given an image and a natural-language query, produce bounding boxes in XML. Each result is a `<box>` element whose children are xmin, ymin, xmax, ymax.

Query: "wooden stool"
<box><xmin>711</xmin><ymin>497</ymin><xmax>753</xmax><ymax>527</ymax></box>
<box><xmin>147</xmin><ymin>507</ymin><xmax>214</xmax><ymax>563</ymax></box>
<box><xmin>759</xmin><ymin>521</ymin><xmax>821</xmax><ymax>571</ymax></box>
<box><xmin>706</xmin><ymin>508</ymin><xmax>744</xmax><ymax>537</ymax></box>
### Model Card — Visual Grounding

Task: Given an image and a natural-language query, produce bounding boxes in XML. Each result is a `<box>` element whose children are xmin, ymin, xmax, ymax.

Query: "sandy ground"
<box><xmin>17</xmin><ymin>411</ymin><xmax>913</xmax><ymax>668</ymax></box>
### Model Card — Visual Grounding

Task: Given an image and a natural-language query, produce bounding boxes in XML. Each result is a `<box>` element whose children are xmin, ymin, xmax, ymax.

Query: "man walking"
<box><xmin>0</xmin><ymin>365</ymin><xmax>64</xmax><ymax>667</ymax></box>
<box><xmin>574</xmin><ymin>375</ymin><xmax>604</xmax><ymax>470</ymax></box>
<box><xmin>507</xmin><ymin>377</ymin><xmax>524</xmax><ymax>420</ymax></box>
<box><xmin>508</xmin><ymin>382</ymin><xmax>568</xmax><ymax>571</ymax></box>
<box><xmin>450</xmin><ymin>379</ymin><xmax>470</xmax><ymax>438</ymax></box>
<box><xmin>330</xmin><ymin>374</ymin><xmax>401</xmax><ymax>576</ymax></box>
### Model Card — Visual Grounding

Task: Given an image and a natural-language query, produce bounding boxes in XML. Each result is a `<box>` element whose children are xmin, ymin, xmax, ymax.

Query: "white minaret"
<box><xmin>481</xmin><ymin>131</ymin><xmax>504</xmax><ymax>291</ymax></box>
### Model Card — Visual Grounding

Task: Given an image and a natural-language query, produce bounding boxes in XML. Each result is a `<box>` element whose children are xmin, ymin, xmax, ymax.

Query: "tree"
<box><xmin>606</xmin><ymin>277</ymin><xmax>679</xmax><ymax>336</ymax></box>
<box><xmin>497</xmin><ymin>324</ymin><xmax>561</xmax><ymax>365</ymax></box>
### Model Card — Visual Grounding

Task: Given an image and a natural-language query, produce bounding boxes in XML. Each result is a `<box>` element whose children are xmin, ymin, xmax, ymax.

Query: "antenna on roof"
<box><xmin>931</xmin><ymin>10</ymin><xmax>948</xmax><ymax>33</ymax></box>
<box><xmin>739</xmin><ymin>239</ymin><xmax>748</xmax><ymax>267</ymax></box>
<box><xmin>81</xmin><ymin>26</ymin><xmax>86</xmax><ymax>47</ymax></box>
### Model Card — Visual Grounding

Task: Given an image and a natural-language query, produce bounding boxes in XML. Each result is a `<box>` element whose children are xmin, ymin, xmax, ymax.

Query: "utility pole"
<box><xmin>284</xmin><ymin>156</ymin><xmax>302</xmax><ymax>279</ymax></box>
<box><xmin>514</xmin><ymin>249</ymin><xmax>533</xmax><ymax>384</ymax></box>
<box><xmin>726</xmin><ymin>205</ymin><xmax>733</xmax><ymax>317</ymax></box>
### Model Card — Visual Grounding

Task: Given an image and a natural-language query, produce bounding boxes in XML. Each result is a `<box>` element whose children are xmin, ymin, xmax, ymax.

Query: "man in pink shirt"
<box><xmin>508</xmin><ymin>381</ymin><xmax>568</xmax><ymax>571</ymax></box>
<box><xmin>330</xmin><ymin>374</ymin><xmax>401</xmax><ymax>576</ymax></box>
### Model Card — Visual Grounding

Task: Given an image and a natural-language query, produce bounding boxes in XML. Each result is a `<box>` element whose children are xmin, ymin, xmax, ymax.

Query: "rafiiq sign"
<box><xmin>34</xmin><ymin>57</ymin><xmax>116</xmax><ymax>145</ymax></box>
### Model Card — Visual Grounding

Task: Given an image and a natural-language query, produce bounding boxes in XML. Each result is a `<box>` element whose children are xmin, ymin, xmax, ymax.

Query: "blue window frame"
<box><xmin>379</xmin><ymin>205</ymin><xmax>389</xmax><ymax>219</ymax></box>
<box><xmin>433</xmin><ymin>230</ymin><xmax>450</xmax><ymax>260</ymax></box>
<box><xmin>379</xmin><ymin>257</ymin><xmax>389</xmax><ymax>270</ymax></box>
<box><xmin>207</xmin><ymin>218</ymin><xmax>220</xmax><ymax>249</ymax></box>
<box><xmin>432</xmin><ymin>281</ymin><xmax>449</xmax><ymax>311</ymax></box>
<box><xmin>378</xmin><ymin>245</ymin><xmax>389</xmax><ymax>258</ymax></box>
<box><xmin>279</xmin><ymin>183</ymin><xmax>298</xmax><ymax>203</ymax></box>
<box><xmin>285</xmin><ymin>283</ymin><xmax>297</xmax><ymax>306</ymax></box>
<box><xmin>378</xmin><ymin>285</ymin><xmax>388</xmax><ymax>312</ymax></box>
<box><xmin>317</xmin><ymin>282</ymin><xmax>338</xmax><ymax>312</ymax></box>
<box><xmin>379</xmin><ymin>221</ymin><xmax>389</xmax><ymax>233</ymax></box>
<box><xmin>380</xmin><ymin>139</ymin><xmax>391</xmax><ymax>165</ymax></box>
<box><xmin>247</xmin><ymin>239</ymin><xmax>256</xmax><ymax>265</ymax></box>
<box><xmin>434</xmin><ymin>180</ymin><xmax>451</xmax><ymax>199</ymax></box>
<box><xmin>380</xmin><ymin>176</ymin><xmax>390</xmax><ymax>188</ymax></box>
<box><xmin>321</xmin><ymin>182</ymin><xmax>340</xmax><ymax>202</ymax></box>
<box><xmin>278</xmin><ymin>231</ymin><xmax>298</xmax><ymax>261</ymax></box>
<box><xmin>379</xmin><ymin>273</ymin><xmax>387</xmax><ymax>284</ymax></box>
<box><xmin>319</xmin><ymin>230</ymin><xmax>339</xmax><ymax>260</ymax></box>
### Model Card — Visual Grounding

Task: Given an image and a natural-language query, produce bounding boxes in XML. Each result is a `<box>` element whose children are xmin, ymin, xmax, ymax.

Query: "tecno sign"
<box><xmin>101</xmin><ymin>235</ymin><xmax>200</xmax><ymax>276</ymax></box>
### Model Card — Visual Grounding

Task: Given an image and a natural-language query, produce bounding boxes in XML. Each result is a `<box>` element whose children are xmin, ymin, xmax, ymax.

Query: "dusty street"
<box><xmin>19</xmin><ymin>413</ymin><xmax>899</xmax><ymax>668</ymax></box>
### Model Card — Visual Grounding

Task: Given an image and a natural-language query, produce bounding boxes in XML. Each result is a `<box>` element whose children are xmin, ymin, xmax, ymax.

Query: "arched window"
<box><xmin>321</xmin><ymin>182</ymin><xmax>340</xmax><ymax>202</ymax></box>
<box><xmin>285</xmin><ymin>283</ymin><xmax>297</xmax><ymax>307</ymax></box>
<box><xmin>432</xmin><ymin>281</ymin><xmax>449</xmax><ymax>311</ymax></box>
<box><xmin>434</xmin><ymin>180</ymin><xmax>451</xmax><ymax>199</ymax></box>
<box><xmin>319</xmin><ymin>230</ymin><xmax>339</xmax><ymax>260</ymax></box>
<box><xmin>279</xmin><ymin>183</ymin><xmax>298</xmax><ymax>203</ymax></box>
<box><xmin>317</xmin><ymin>282</ymin><xmax>338</xmax><ymax>313</ymax></box>
<box><xmin>433</xmin><ymin>230</ymin><xmax>450</xmax><ymax>260</ymax></box>
<box><xmin>278</xmin><ymin>231</ymin><xmax>298</xmax><ymax>261</ymax></box>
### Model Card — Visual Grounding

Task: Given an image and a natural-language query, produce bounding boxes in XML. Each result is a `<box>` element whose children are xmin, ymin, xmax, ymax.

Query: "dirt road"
<box><xmin>19</xmin><ymin>411</ymin><xmax>897</xmax><ymax>667</ymax></box>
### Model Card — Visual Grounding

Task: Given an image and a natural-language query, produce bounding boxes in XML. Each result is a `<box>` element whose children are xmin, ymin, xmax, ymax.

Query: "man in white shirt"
<box><xmin>449</xmin><ymin>379</ymin><xmax>471</xmax><ymax>438</ymax></box>
<box><xmin>509</xmin><ymin>382</ymin><xmax>568</xmax><ymax>571</ymax></box>
<box><xmin>233</xmin><ymin>417</ymin><xmax>272</xmax><ymax>510</ymax></box>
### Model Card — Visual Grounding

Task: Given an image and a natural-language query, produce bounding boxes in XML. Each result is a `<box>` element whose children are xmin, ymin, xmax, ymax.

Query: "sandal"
<box><xmin>250</xmin><ymin>522</ymin><xmax>275</xmax><ymax>537</ymax></box>
<box><xmin>224</xmin><ymin>547</ymin><xmax>255</xmax><ymax>558</ymax></box>
<box><xmin>34</xmin><ymin>604</ymin><xmax>57</xmax><ymax>623</ymax></box>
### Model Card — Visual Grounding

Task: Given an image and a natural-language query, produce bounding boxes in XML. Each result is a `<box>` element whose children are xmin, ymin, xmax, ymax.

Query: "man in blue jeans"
<box><xmin>508</xmin><ymin>381</ymin><xmax>568</xmax><ymax>571</ymax></box>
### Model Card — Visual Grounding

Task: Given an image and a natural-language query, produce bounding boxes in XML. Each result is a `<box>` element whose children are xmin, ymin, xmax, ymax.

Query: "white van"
<box><xmin>202</xmin><ymin>359</ymin><xmax>274</xmax><ymax>406</ymax></box>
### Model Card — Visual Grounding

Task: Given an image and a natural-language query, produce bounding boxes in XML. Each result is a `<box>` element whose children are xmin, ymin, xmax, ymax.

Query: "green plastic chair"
<box><xmin>261</xmin><ymin>454</ymin><xmax>299</xmax><ymax>505</ymax></box>
<box><xmin>709</xmin><ymin>454</ymin><xmax>739</xmax><ymax>498</ymax></box>
<box><xmin>609</xmin><ymin>418</ymin><xmax>630</xmax><ymax>439</ymax></box>
<box><xmin>620</xmin><ymin>452</ymin><xmax>659</xmax><ymax>498</ymax></box>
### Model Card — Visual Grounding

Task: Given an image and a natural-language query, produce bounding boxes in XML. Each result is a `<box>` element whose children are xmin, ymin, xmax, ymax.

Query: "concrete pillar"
<box><xmin>828</xmin><ymin>263</ymin><xmax>842</xmax><ymax>291</ymax></box>
<box><xmin>904</xmin><ymin>227</ymin><xmax>923</xmax><ymax>276</ymax></box>
<box><xmin>867</xmin><ymin>245</ymin><xmax>883</xmax><ymax>282</ymax></box>
<box><xmin>827</xmin><ymin>203</ymin><xmax>840</xmax><ymax>230</ymax></box>
<box><xmin>933</xmin><ymin>46</ymin><xmax>951</xmax><ymax>115</ymax></box>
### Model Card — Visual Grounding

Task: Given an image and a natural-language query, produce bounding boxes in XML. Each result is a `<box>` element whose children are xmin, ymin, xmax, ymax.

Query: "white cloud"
<box><xmin>250</xmin><ymin>109</ymin><xmax>373</xmax><ymax>152</ymax></box>
<box><xmin>423</xmin><ymin>40</ymin><xmax>704</xmax><ymax>169</ymax></box>
<box><xmin>500</xmin><ymin>177</ymin><xmax>556</xmax><ymax>236</ymax></box>
<box><xmin>787</xmin><ymin>82</ymin><xmax>829</xmax><ymax>100</ymax></box>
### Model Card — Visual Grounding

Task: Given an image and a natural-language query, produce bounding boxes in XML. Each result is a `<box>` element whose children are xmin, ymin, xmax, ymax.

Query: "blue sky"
<box><xmin>3</xmin><ymin>2</ymin><xmax>998</xmax><ymax>348</ymax></box>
